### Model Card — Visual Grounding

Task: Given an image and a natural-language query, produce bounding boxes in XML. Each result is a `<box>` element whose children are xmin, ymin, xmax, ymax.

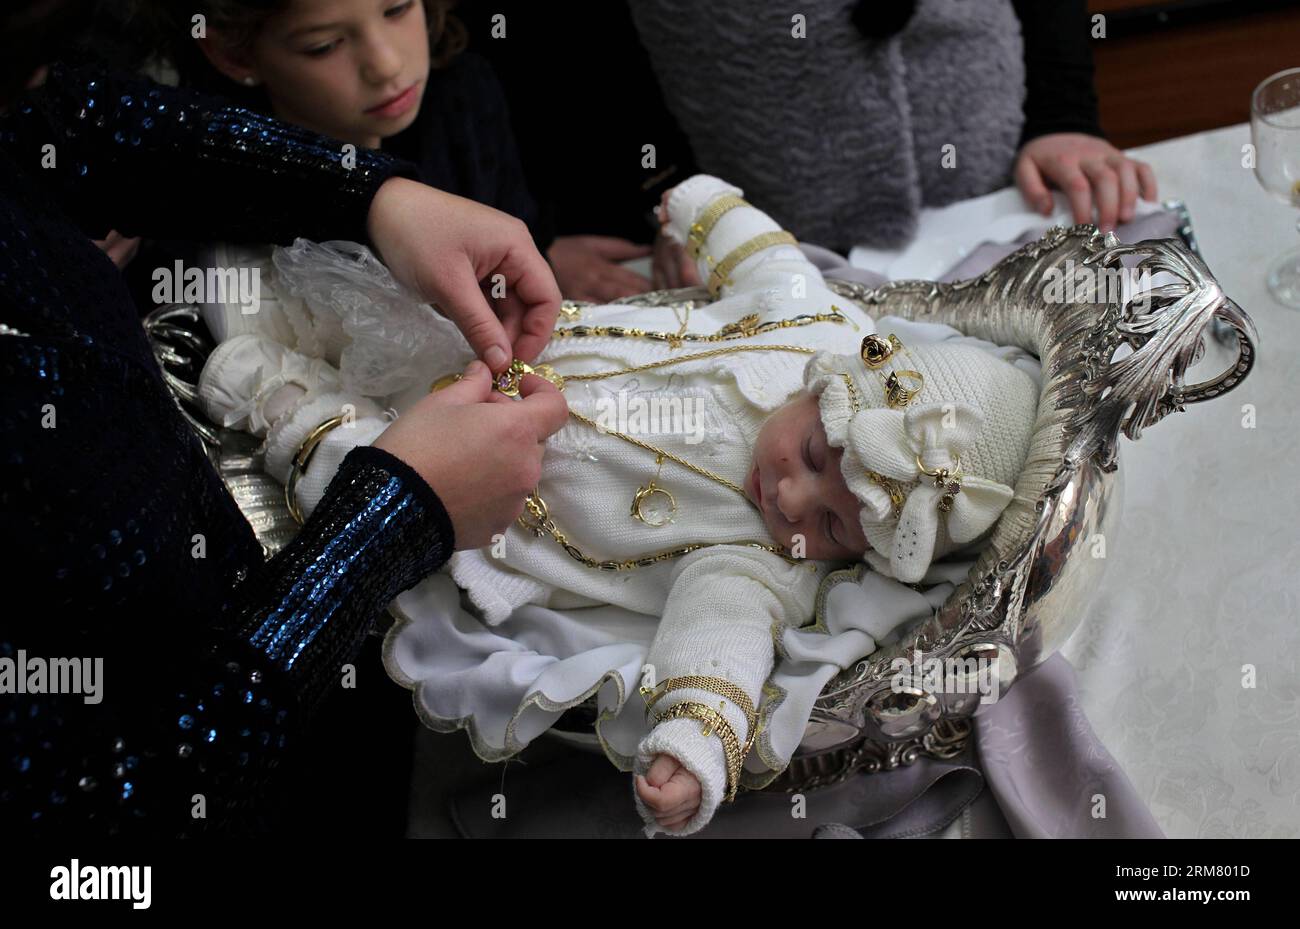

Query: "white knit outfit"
<box><xmin>196</xmin><ymin>175</ymin><xmax>1041</xmax><ymax>836</ymax></box>
<box><xmin>457</xmin><ymin>177</ymin><xmax>885</xmax><ymax>833</ymax></box>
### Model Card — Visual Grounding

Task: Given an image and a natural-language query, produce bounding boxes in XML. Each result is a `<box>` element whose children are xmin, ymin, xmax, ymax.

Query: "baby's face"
<box><xmin>745</xmin><ymin>391</ymin><xmax>869</xmax><ymax>561</ymax></box>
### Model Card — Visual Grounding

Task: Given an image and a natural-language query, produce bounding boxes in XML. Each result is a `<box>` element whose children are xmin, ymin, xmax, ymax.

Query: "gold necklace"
<box><xmin>487</xmin><ymin>343</ymin><xmax>821</xmax><ymax>571</ymax></box>
<box><xmin>550</xmin><ymin>305</ymin><xmax>854</xmax><ymax>349</ymax></box>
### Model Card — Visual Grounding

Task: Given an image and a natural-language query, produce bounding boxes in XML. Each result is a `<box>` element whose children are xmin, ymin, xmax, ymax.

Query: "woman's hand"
<box><xmin>1014</xmin><ymin>133</ymin><xmax>1158</xmax><ymax>233</ymax></box>
<box><xmin>372</xmin><ymin>360</ymin><xmax>569</xmax><ymax>549</ymax></box>
<box><xmin>547</xmin><ymin>234</ymin><xmax>653</xmax><ymax>303</ymax></box>
<box><xmin>635</xmin><ymin>753</ymin><xmax>701</xmax><ymax>832</ymax></box>
<box><xmin>366</xmin><ymin>177</ymin><xmax>560</xmax><ymax>373</ymax></box>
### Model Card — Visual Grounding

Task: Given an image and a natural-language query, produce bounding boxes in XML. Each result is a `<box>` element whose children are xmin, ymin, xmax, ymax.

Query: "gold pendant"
<box><xmin>631</xmin><ymin>481</ymin><xmax>677</xmax><ymax>527</ymax></box>
<box><xmin>631</xmin><ymin>454</ymin><xmax>677</xmax><ymax>527</ymax></box>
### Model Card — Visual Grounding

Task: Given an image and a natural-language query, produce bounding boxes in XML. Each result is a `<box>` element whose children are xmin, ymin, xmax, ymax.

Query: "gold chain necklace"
<box><xmin>489</xmin><ymin>343</ymin><xmax>822</xmax><ymax>571</ymax></box>
<box><xmin>551</xmin><ymin>305</ymin><xmax>854</xmax><ymax>349</ymax></box>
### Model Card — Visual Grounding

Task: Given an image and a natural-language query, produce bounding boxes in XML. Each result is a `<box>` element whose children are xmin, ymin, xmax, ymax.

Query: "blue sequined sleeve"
<box><xmin>173</xmin><ymin>445</ymin><xmax>455</xmax><ymax>833</ymax></box>
<box><xmin>0</xmin><ymin>57</ymin><xmax>419</xmax><ymax>245</ymax></box>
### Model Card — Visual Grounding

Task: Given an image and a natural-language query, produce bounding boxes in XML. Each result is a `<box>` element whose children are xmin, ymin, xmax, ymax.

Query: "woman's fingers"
<box><xmin>1135</xmin><ymin>158</ymin><xmax>1159</xmax><ymax>202</ymax></box>
<box><xmin>1112</xmin><ymin>155</ymin><xmax>1140</xmax><ymax>223</ymax></box>
<box><xmin>515</xmin><ymin>373</ymin><xmax>569</xmax><ymax>442</ymax></box>
<box><xmin>1014</xmin><ymin>154</ymin><xmax>1054</xmax><ymax>215</ymax></box>
<box><xmin>366</xmin><ymin>178</ymin><xmax>559</xmax><ymax>376</ymax></box>
<box><xmin>1081</xmin><ymin>158</ymin><xmax>1120</xmax><ymax>231</ymax></box>
<box><xmin>487</xmin><ymin>239</ymin><xmax>561</xmax><ymax>365</ymax></box>
<box><xmin>1036</xmin><ymin>155</ymin><xmax>1094</xmax><ymax>226</ymax></box>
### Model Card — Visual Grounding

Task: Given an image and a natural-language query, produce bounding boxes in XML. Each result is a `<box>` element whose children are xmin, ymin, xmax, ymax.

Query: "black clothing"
<box><xmin>385</xmin><ymin>51</ymin><xmax>551</xmax><ymax>251</ymax></box>
<box><xmin>0</xmin><ymin>60</ymin><xmax>455</xmax><ymax>836</ymax></box>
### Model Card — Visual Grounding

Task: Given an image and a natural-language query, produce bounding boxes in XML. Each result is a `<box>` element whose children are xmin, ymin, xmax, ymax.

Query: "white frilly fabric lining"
<box><xmin>382</xmin><ymin>317</ymin><xmax>1043</xmax><ymax>784</ymax></box>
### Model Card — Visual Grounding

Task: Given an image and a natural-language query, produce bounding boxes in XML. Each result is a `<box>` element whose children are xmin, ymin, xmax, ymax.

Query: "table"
<box><xmin>1058</xmin><ymin>123</ymin><xmax>1300</xmax><ymax>838</ymax></box>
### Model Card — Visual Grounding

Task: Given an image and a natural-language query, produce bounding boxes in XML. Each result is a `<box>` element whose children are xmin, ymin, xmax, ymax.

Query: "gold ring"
<box><xmin>885</xmin><ymin>370</ymin><xmax>925</xmax><ymax>408</ymax></box>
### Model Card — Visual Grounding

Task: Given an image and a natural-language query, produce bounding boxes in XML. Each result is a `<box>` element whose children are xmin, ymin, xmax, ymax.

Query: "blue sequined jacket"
<box><xmin>0</xmin><ymin>61</ymin><xmax>456</xmax><ymax>835</ymax></box>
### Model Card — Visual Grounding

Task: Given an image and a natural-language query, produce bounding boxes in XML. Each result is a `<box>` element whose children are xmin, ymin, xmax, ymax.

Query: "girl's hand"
<box><xmin>1014</xmin><ymin>133</ymin><xmax>1158</xmax><ymax>233</ymax></box>
<box><xmin>547</xmin><ymin>235</ymin><xmax>653</xmax><ymax>303</ymax></box>
<box><xmin>651</xmin><ymin>229</ymin><xmax>700</xmax><ymax>290</ymax></box>
<box><xmin>635</xmin><ymin>753</ymin><xmax>701</xmax><ymax>832</ymax></box>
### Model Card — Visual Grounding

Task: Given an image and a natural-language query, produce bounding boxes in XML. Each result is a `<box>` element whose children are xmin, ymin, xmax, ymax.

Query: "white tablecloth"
<box><xmin>1053</xmin><ymin>124</ymin><xmax>1300</xmax><ymax>839</ymax></box>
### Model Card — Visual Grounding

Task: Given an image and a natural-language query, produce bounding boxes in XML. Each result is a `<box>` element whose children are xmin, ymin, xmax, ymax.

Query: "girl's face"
<box><xmin>219</xmin><ymin>0</ymin><xmax>431</xmax><ymax>148</ymax></box>
<box><xmin>746</xmin><ymin>391</ymin><xmax>869</xmax><ymax>562</ymax></box>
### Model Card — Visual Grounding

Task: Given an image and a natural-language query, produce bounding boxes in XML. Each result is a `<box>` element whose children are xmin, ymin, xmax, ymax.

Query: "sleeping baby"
<box><xmin>197</xmin><ymin>175</ymin><xmax>1039</xmax><ymax>835</ymax></box>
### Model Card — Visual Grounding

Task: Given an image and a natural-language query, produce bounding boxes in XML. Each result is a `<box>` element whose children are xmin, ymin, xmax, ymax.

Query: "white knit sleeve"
<box><xmin>634</xmin><ymin>548</ymin><xmax>819</xmax><ymax>836</ymax></box>
<box><xmin>263</xmin><ymin>392</ymin><xmax>388</xmax><ymax>520</ymax></box>
<box><xmin>664</xmin><ymin>174</ymin><xmax>815</xmax><ymax>296</ymax></box>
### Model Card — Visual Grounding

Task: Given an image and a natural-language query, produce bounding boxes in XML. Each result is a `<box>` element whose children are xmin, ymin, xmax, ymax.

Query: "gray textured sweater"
<box><xmin>628</xmin><ymin>0</ymin><xmax>1026</xmax><ymax>250</ymax></box>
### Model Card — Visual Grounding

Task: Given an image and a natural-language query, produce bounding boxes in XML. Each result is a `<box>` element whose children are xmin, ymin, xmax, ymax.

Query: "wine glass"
<box><xmin>1252</xmin><ymin>68</ymin><xmax>1300</xmax><ymax>308</ymax></box>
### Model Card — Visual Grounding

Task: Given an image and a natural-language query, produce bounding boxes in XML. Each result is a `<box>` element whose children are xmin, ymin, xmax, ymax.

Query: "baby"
<box><xmin>198</xmin><ymin>175</ymin><xmax>1039</xmax><ymax>835</ymax></box>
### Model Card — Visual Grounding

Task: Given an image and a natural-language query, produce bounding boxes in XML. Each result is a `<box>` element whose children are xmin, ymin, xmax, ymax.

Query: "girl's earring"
<box><xmin>241</xmin><ymin>76</ymin><xmax>259</xmax><ymax>87</ymax></box>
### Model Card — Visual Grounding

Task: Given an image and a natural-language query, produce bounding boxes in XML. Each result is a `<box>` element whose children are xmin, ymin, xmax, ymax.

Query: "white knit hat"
<box><xmin>803</xmin><ymin>335</ymin><xmax>1038</xmax><ymax>582</ymax></box>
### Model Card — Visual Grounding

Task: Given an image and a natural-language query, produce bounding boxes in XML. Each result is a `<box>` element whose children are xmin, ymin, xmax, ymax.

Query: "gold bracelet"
<box><xmin>641</xmin><ymin>675</ymin><xmax>757</xmax><ymax>753</ymax></box>
<box><xmin>686</xmin><ymin>194</ymin><xmax>748</xmax><ymax>259</ymax></box>
<box><xmin>653</xmin><ymin>701</ymin><xmax>745</xmax><ymax>802</ymax></box>
<box><xmin>285</xmin><ymin>414</ymin><xmax>348</xmax><ymax>525</ymax></box>
<box><xmin>707</xmin><ymin>230</ymin><xmax>798</xmax><ymax>297</ymax></box>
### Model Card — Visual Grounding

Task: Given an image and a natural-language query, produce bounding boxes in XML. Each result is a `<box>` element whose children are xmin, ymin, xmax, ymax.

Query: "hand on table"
<box><xmin>372</xmin><ymin>360</ymin><xmax>568</xmax><ymax>549</ymax></box>
<box><xmin>635</xmin><ymin>753</ymin><xmax>702</xmax><ymax>833</ymax></box>
<box><xmin>548</xmin><ymin>234</ymin><xmax>653</xmax><ymax>303</ymax></box>
<box><xmin>366</xmin><ymin>177</ymin><xmax>560</xmax><ymax>373</ymax></box>
<box><xmin>1014</xmin><ymin>132</ymin><xmax>1159</xmax><ymax>233</ymax></box>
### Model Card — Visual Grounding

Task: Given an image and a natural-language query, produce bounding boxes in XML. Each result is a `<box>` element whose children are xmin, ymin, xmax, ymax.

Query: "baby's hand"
<box><xmin>635</xmin><ymin>753</ymin><xmax>701</xmax><ymax>832</ymax></box>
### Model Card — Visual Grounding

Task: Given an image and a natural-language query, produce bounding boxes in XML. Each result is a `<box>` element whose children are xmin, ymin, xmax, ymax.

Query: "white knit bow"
<box><xmin>849</xmin><ymin>401</ymin><xmax>1014</xmax><ymax>583</ymax></box>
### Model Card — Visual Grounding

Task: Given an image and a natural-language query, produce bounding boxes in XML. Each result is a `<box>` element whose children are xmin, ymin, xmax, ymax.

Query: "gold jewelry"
<box><xmin>884</xmin><ymin>370</ymin><xmax>925</xmax><ymax>408</ymax></box>
<box><xmin>859</xmin><ymin>333</ymin><xmax>924</xmax><ymax>409</ymax></box>
<box><xmin>286</xmin><ymin>414</ymin><xmax>347</xmax><ymax>525</ymax></box>
<box><xmin>430</xmin><ymin>372</ymin><xmax>463</xmax><ymax>392</ymax></box>
<box><xmin>864</xmin><ymin>470</ymin><xmax>911</xmax><ymax>520</ymax></box>
<box><xmin>915</xmin><ymin>453</ymin><xmax>964</xmax><ymax>513</ymax></box>
<box><xmin>552</xmin><ymin>306</ymin><xmax>853</xmax><ymax>349</ymax></box>
<box><xmin>686</xmin><ymin>194</ymin><xmax>748</xmax><ymax>259</ymax></box>
<box><xmin>477</xmin><ymin>344</ymin><xmax>823</xmax><ymax>572</ymax></box>
<box><xmin>493</xmin><ymin>360</ymin><xmax>565</xmax><ymax>396</ymax></box>
<box><xmin>653</xmin><ymin>701</ymin><xmax>746</xmax><ymax>801</ymax></box>
<box><xmin>631</xmin><ymin>455</ymin><xmax>678</xmax><ymax>527</ymax></box>
<box><xmin>641</xmin><ymin>675</ymin><xmax>758</xmax><ymax>755</ymax></box>
<box><xmin>708</xmin><ymin>231</ymin><xmax>799</xmax><ymax>297</ymax></box>
<box><xmin>517</xmin><ymin>490</ymin><xmax>791</xmax><ymax>569</ymax></box>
